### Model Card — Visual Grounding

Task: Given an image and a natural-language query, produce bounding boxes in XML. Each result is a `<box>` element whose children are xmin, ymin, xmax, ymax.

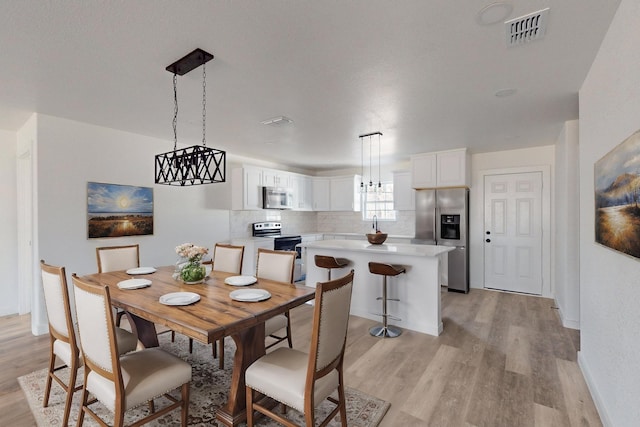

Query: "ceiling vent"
<box><xmin>261</xmin><ymin>116</ymin><xmax>293</xmax><ymax>126</ymax></box>
<box><xmin>505</xmin><ymin>8</ymin><xmax>549</xmax><ymax>46</ymax></box>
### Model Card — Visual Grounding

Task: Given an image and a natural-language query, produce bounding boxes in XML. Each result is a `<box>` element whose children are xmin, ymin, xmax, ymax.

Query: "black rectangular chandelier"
<box><xmin>155</xmin><ymin>48</ymin><xmax>226</xmax><ymax>186</ymax></box>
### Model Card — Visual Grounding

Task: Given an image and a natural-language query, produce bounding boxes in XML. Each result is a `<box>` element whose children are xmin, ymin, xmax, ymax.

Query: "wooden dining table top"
<box><xmin>80</xmin><ymin>266</ymin><xmax>316</xmax><ymax>344</ymax></box>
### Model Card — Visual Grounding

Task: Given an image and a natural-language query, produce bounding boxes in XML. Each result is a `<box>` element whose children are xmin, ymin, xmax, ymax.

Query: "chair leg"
<box><xmin>337</xmin><ymin>381</ymin><xmax>348</xmax><ymax>426</ymax></box>
<box><xmin>77</xmin><ymin>386</ymin><xmax>89</xmax><ymax>427</ymax></box>
<box><xmin>115</xmin><ymin>309</ymin><xmax>125</xmax><ymax>327</ymax></box>
<box><xmin>181</xmin><ymin>382</ymin><xmax>190</xmax><ymax>427</ymax></box>
<box><xmin>189</xmin><ymin>338</ymin><xmax>193</xmax><ymax>353</ymax></box>
<box><xmin>246</xmin><ymin>386</ymin><xmax>254</xmax><ymax>427</ymax></box>
<box><xmin>43</xmin><ymin>350</ymin><xmax>55</xmax><ymax>408</ymax></box>
<box><xmin>285</xmin><ymin>311</ymin><xmax>293</xmax><ymax>348</ymax></box>
<box><xmin>62</xmin><ymin>361</ymin><xmax>78</xmax><ymax>427</ymax></box>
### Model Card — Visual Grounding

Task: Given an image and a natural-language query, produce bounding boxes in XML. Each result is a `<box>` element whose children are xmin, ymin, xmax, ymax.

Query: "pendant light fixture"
<box><xmin>155</xmin><ymin>48</ymin><xmax>226</xmax><ymax>186</ymax></box>
<box><xmin>359</xmin><ymin>131</ymin><xmax>382</xmax><ymax>193</ymax></box>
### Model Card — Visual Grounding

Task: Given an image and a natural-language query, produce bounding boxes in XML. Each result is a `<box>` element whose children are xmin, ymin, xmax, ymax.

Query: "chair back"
<box><xmin>308</xmin><ymin>270</ymin><xmax>354</xmax><ymax>378</ymax></box>
<box><xmin>256</xmin><ymin>248</ymin><xmax>296</xmax><ymax>284</ymax></box>
<box><xmin>213</xmin><ymin>243</ymin><xmax>244</xmax><ymax>274</ymax></box>
<box><xmin>96</xmin><ymin>244</ymin><xmax>140</xmax><ymax>273</ymax></box>
<box><xmin>71</xmin><ymin>274</ymin><xmax>120</xmax><ymax>383</ymax></box>
<box><xmin>40</xmin><ymin>260</ymin><xmax>76</xmax><ymax>346</ymax></box>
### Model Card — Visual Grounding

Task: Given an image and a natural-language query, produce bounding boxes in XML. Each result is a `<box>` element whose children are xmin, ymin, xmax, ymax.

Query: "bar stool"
<box><xmin>368</xmin><ymin>262</ymin><xmax>405</xmax><ymax>338</ymax></box>
<box><xmin>314</xmin><ymin>255</ymin><xmax>349</xmax><ymax>280</ymax></box>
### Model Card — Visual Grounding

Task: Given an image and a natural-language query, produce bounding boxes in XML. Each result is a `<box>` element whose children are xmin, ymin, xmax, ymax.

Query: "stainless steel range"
<box><xmin>252</xmin><ymin>222</ymin><xmax>303</xmax><ymax>280</ymax></box>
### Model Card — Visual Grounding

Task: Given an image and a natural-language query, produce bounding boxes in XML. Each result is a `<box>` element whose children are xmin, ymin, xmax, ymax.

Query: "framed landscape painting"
<box><xmin>594</xmin><ymin>129</ymin><xmax>640</xmax><ymax>259</ymax></box>
<box><xmin>87</xmin><ymin>182</ymin><xmax>154</xmax><ymax>238</ymax></box>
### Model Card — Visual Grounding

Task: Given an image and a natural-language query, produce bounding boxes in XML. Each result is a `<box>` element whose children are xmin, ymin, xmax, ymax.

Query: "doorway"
<box><xmin>483</xmin><ymin>171</ymin><xmax>543</xmax><ymax>295</ymax></box>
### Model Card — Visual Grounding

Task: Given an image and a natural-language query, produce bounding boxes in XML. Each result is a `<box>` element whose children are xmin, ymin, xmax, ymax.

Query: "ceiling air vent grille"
<box><xmin>505</xmin><ymin>8</ymin><xmax>549</xmax><ymax>46</ymax></box>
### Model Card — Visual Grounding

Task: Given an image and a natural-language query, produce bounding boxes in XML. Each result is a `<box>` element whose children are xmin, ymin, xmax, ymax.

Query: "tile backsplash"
<box><xmin>230</xmin><ymin>210</ymin><xmax>415</xmax><ymax>238</ymax></box>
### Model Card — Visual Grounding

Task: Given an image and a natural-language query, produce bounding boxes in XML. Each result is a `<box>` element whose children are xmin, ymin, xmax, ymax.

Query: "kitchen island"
<box><xmin>300</xmin><ymin>239</ymin><xmax>454</xmax><ymax>336</ymax></box>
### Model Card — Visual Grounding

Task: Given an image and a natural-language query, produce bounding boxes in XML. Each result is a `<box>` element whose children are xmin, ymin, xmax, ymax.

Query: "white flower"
<box><xmin>175</xmin><ymin>243</ymin><xmax>209</xmax><ymax>261</ymax></box>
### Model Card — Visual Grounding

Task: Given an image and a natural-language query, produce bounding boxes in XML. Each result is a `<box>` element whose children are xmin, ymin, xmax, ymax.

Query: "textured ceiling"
<box><xmin>0</xmin><ymin>1</ymin><xmax>621</xmax><ymax>171</ymax></box>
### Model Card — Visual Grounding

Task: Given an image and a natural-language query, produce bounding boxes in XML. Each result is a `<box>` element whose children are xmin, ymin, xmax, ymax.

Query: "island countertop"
<box><xmin>299</xmin><ymin>239</ymin><xmax>454</xmax><ymax>257</ymax></box>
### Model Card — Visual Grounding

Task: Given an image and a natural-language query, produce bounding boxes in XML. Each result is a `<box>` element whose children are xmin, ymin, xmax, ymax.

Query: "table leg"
<box><xmin>215</xmin><ymin>323</ymin><xmax>265</xmax><ymax>427</ymax></box>
<box><xmin>125</xmin><ymin>312</ymin><xmax>159</xmax><ymax>348</ymax></box>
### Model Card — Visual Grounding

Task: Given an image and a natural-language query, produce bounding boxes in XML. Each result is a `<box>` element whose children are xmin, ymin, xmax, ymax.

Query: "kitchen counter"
<box><xmin>300</xmin><ymin>239</ymin><xmax>451</xmax><ymax>257</ymax></box>
<box><xmin>301</xmin><ymin>240</ymin><xmax>453</xmax><ymax>336</ymax></box>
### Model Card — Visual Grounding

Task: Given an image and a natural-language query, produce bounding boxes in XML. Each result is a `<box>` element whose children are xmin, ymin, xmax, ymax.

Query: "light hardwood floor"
<box><xmin>1</xmin><ymin>288</ymin><xmax>601</xmax><ymax>426</ymax></box>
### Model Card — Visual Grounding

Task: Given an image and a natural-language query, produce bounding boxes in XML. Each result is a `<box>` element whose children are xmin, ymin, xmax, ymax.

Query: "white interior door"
<box><xmin>484</xmin><ymin>171</ymin><xmax>543</xmax><ymax>295</ymax></box>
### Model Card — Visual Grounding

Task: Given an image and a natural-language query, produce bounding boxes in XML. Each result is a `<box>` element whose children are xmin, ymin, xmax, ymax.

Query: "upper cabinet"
<box><xmin>231</xmin><ymin>166</ymin><xmax>361</xmax><ymax>212</ymax></box>
<box><xmin>393</xmin><ymin>171</ymin><xmax>415</xmax><ymax>211</ymax></box>
<box><xmin>330</xmin><ymin>175</ymin><xmax>361</xmax><ymax>211</ymax></box>
<box><xmin>262</xmin><ymin>168</ymin><xmax>291</xmax><ymax>188</ymax></box>
<box><xmin>231</xmin><ymin>166</ymin><xmax>263</xmax><ymax>210</ymax></box>
<box><xmin>291</xmin><ymin>174</ymin><xmax>313</xmax><ymax>211</ymax></box>
<box><xmin>312</xmin><ymin>177</ymin><xmax>330</xmax><ymax>211</ymax></box>
<box><xmin>411</xmin><ymin>148</ymin><xmax>469</xmax><ymax>189</ymax></box>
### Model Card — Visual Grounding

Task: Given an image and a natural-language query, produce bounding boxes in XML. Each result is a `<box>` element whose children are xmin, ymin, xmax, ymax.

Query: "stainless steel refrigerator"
<box><xmin>413</xmin><ymin>188</ymin><xmax>469</xmax><ymax>293</ymax></box>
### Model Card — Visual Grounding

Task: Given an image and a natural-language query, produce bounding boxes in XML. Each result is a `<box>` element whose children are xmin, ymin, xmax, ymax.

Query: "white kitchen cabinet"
<box><xmin>411</xmin><ymin>148</ymin><xmax>469</xmax><ymax>189</ymax></box>
<box><xmin>411</xmin><ymin>153</ymin><xmax>437</xmax><ymax>189</ymax></box>
<box><xmin>393</xmin><ymin>170</ymin><xmax>415</xmax><ymax>210</ymax></box>
<box><xmin>231</xmin><ymin>166</ymin><xmax>263</xmax><ymax>210</ymax></box>
<box><xmin>330</xmin><ymin>175</ymin><xmax>361</xmax><ymax>211</ymax></box>
<box><xmin>312</xmin><ymin>177</ymin><xmax>331</xmax><ymax>211</ymax></box>
<box><xmin>291</xmin><ymin>174</ymin><xmax>313</xmax><ymax>211</ymax></box>
<box><xmin>262</xmin><ymin>168</ymin><xmax>291</xmax><ymax>189</ymax></box>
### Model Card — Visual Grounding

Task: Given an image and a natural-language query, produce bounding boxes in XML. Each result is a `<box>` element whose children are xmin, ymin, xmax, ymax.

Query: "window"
<box><xmin>363</xmin><ymin>182</ymin><xmax>396</xmax><ymax>221</ymax></box>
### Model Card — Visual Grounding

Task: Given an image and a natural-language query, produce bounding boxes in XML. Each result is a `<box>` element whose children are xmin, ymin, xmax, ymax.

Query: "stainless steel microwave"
<box><xmin>262</xmin><ymin>187</ymin><xmax>293</xmax><ymax>209</ymax></box>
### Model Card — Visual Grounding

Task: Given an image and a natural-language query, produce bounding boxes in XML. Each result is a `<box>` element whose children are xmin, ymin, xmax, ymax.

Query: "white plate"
<box><xmin>126</xmin><ymin>267</ymin><xmax>157</xmax><ymax>275</ymax></box>
<box><xmin>224</xmin><ymin>275</ymin><xmax>258</xmax><ymax>286</ymax></box>
<box><xmin>159</xmin><ymin>292</ymin><xmax>201</xmax><ymax>306</ymax></box>
<box><xmin>230</xmin><ymin>289</ymin><xmax>271</xmax><ymax>302</ymax></box>
<box><xmin>117</xmin><ymin>278</ymin><xmax>152</xmax><ymax>290</ymax></box>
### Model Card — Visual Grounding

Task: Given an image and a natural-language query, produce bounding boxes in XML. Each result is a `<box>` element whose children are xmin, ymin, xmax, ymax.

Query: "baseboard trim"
<box><xmin>554</xmin><ymin>298</ymin><xmax>580</xmax><ymax>329</ymax></box>
<box><xmin>577</xmin><ymin>351</ymin><xmax>613</xmax><ymax>427</ymax></box>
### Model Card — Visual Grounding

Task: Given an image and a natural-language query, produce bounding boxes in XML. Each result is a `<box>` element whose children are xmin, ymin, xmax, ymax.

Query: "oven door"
<box><xmin>274</xmin><ymin>236</ymin><xmax>303</xmax><ymax>282</ymax></box>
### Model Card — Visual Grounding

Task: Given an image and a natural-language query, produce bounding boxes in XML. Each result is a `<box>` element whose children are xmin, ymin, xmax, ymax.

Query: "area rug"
<box><xmin>19</xmin><ymin>334</ymin><xmax>389</xmax><ymax>426</ymax></box>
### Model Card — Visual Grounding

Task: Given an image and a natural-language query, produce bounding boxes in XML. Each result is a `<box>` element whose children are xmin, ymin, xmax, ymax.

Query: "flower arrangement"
<box><xmin>175</xmin><ymin>243</ymin><xmax>209</xmax><ymax>263</ymax></box>
<box><xmin>175</xmin><ymin>243</ymin><xmax>209</xmax><ymax>283</ymax></box>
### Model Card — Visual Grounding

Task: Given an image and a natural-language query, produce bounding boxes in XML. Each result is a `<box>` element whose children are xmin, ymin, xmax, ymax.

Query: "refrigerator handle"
<box><xmin>434</xmin><ymin>207</ymin><xmax>439</xmax><ymax>244</ymax></box>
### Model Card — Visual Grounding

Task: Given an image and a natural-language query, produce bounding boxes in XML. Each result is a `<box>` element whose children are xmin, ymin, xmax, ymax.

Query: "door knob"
<box><xmin>486</xmin><ymin>231</ymin><xmax>491</xmax><ymax>235</ymax></box>
<box><xmin>485</xmin><ymin>239</ymin><xmax>491</xmax><ymax>243</ymax></box>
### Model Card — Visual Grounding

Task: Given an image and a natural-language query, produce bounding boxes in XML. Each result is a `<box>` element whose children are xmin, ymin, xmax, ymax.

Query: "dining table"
<box><xmin>79</xmin><ymin>265</ymin><xmax>316</xmax><ymax>427</ymax></box>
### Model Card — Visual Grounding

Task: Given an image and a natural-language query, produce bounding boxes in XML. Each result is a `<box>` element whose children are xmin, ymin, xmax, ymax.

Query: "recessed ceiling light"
<box><xmin>261</xmin><ymin>116</ymin><xmax>293</xmax><ymax>126</ymax></box>
<box><xmin>477</xmin><ymin>2</ymin><xmax>514</xmax><ymax>26</ymax></box>
<box><xmin>495</xmin><ymin>88</ymin><xmax>517</xmax><ymax>97</ymax></box>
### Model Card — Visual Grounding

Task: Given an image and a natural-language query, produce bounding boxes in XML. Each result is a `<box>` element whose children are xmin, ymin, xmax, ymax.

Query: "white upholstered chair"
<box><xmin>40</xmin><ymin>260</ymin><xmax>140</xmax><ymax>427</ymax></box>
<box><xmin>96</xmin><ymin>244</ymin><xmax>140</xmax><ymax>327</ymax></box>
<box><xmin>188</xmin><ymin>243</ymin><xmax>245</xmax><ymax>369</ymax></box>
<box><xmin>212</xmin><ymin>243</ymin><xmax>245</xmax><ymax>274</ymax></box>
<box><xmin>256</xmin><ymin>248</ymin><xmax>297</xmax><ymax>350</ymax></box>
<box><xmin>245</xmin><ymin>270</ymin><xmax>354</xmax><ymax>427</ymax></box>
<box><xmin>71</xmin><ymin>273</ymin><xmax>192</xmax><ymax>427</ymax></box>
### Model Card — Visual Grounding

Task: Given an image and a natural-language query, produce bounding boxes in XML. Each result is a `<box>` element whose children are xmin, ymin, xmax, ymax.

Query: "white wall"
<box><xmin>469</xmin><ymin>146</ymin><xmax>555</xmax><ymax>296</ymax></box>
<box><xmin>30</xmin><ymin>114</ymin><xmax>231</xmax><ymax>333</ymax></box>
<box><xmin>578</xmin><ymin>0</ymin><xmax>640</xmax><ymax>425</ymax></box>
<box><xmin>554</xmin><ymin>120</ymin><xmax>580</xmax><ymax>329</ymax></box>
<box><xmin>0</xmin><ymin>129</ymin><xmax>18</xmax><ymax>316</ymax></box>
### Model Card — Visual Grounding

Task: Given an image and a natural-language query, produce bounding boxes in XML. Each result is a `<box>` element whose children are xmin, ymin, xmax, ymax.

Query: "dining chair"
<box><xmin>40</xmin><ymin>260</ymin><xmax>140</xmax><ymax>427</ymax></box>
<box><xmin>96</xmin><ymin>244</ymin><xmax>174</xmax><ymax>340</ymax></box>
<box><xmin>71</xmin><ymin>273</ymin><xmax>192</xmax><ymax>427</ymax></box>
<box><xmin>187</xmin><ymin>243</ymin><xmax>245</xmax><ymax>369</ymax></box>
<box><xmin>245</xmin><ymin>270</ymin><xmax>354</xmax><ymax>427</ymax></box>
<box><xmin>256</xmin><ymin>248</ymin><xmax>297</xmax><ymax>350</ymax></box>
<box><xmin>96</xmin><ymin>244</ymin><xmax>140</xmax><ymax>327</ymax></box>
